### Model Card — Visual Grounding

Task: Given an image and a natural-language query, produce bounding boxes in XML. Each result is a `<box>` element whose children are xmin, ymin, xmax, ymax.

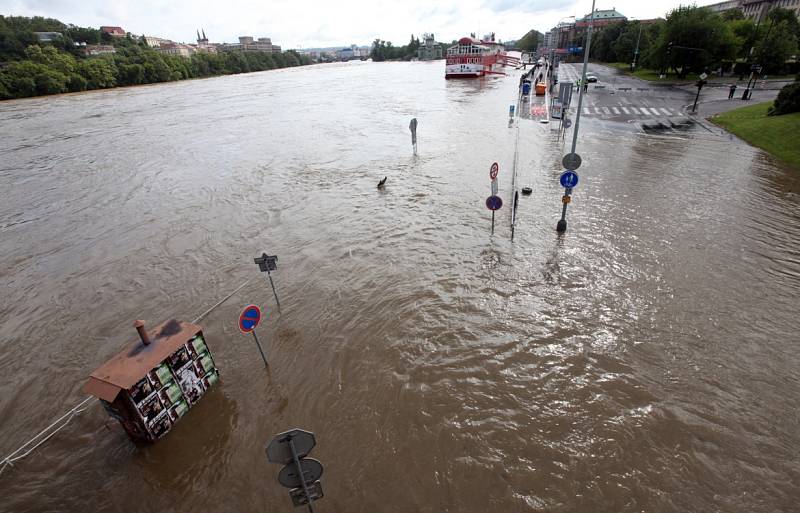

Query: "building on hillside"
<box><xmin>84</xmin><ymin>45</ymin><xmax>116</xmax><ymax>56</ymax></box>
<box><xmin>741</xmin><ymin>0</ymin><xmax>800</xmax><ymax>21</ymax></box>
<box><xmin>158</xmin><ymin>42</ymin><xmax>193</xmax><ymax>58</ymax></box>
<box><xmin>218</xmin><ymin>36</ymin><xmax>281</xmax><ymax>53</ymax></box>
<box><xmin>705</xmin><ymin>0</ymin><xmax>743</xmax><ymax>14</ymax></box>
<box><xmin>194</xmin><ymin>29</ymin><xmax>217</xmax><ymax>53</ymax></box>
<box><xmin>144</xmin><ymin>36</ymin><xmax>171</xmax><ymax>48</ymax></box>
<box><xmin>575</xmin><ymin>8</ymin><xmax>627</xmax><ymax>28</ymax></box>
<box><xmin>100</xmin><ymin>26</ymin><xmax>126</xmax><ymax>38</ymax></box>
<box><xmin>33</xmin><ymin>32</ymin><xmax>63</xmax><ymax>42</ymax></box>
<box><xmin>417</xmin><ymin>33</ymin><xmax>443</xmax><ymax>60</ymax></box>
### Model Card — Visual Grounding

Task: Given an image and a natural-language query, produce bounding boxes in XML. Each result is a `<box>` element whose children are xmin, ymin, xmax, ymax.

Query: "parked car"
<box><xmin>586</xmin><ymin>74</ymin><xmax>598</xmax><ymax>83</ymax></box>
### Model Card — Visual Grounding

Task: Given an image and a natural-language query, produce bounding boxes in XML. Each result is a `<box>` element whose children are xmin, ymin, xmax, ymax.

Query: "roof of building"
<box><xmin>83</xmin><ymin>319</ymin><xmax>201</xmax><ymax>402</ymax></box>
<box><xmin>578</xmin><ymin>9</ymin><xmax>626</xmax><ymax>21</ymax></box>
<box><xmin>100</xmin><ymin>26</ymin><xmax>125</xmax><ymax>33</ymax></box>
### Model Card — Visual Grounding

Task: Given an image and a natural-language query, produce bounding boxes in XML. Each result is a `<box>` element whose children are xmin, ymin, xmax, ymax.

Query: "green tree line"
<box><xmin>371</xmin><ymin>35</ymin><xmax>439</xmax><ymax>61</ymax></box>
<box><xmin>585</xmin><ymin>6</ymin><xmax>799</xmax><ymax>77</ymax></box>
<box><xmin>0</xmin><ymin>15</ymin><xmax>313</xmax><ymax>100</ymax></box>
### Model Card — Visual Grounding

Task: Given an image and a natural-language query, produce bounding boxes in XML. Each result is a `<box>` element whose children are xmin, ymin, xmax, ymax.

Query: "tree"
<box><xmin>517</xmin><ymin>30</ymin><xmax>542</xmax><ymax>53</ymax></box>
<box><xmin>77</xmin><ymin>58</ymin><xmax>117</xmax><ymax>89</ymax></box>
<box><xmin>652</xmin><ymin>6</ymin><xmax>736</xmax><ymax>78</ymax></box>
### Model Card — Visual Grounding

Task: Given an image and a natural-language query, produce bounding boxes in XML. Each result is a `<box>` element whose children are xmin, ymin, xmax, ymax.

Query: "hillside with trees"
<box><xmin>0</xmin><ymin>15</ymin><xmax>313</xmax><ymax>100</ymax></box>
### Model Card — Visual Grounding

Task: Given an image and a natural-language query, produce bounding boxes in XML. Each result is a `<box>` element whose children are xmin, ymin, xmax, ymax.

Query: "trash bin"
<box><xmin>522</xmin><ymin>81</ymin><xmax>531</xmax><ymax>96</ymax></box>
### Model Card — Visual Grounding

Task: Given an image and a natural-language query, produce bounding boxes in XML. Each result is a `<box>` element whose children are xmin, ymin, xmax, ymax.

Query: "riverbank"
<box><xmin>709</xmin><ymin>101</ymin><xmax>800</xmax><ymax>169</ymax></box>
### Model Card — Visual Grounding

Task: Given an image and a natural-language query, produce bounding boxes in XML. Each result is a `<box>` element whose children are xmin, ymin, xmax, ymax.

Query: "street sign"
<box><xmin>489</xmin><ymin>162</ymin><xmax>499</xmax><ymax>180</ymax></box>
<box><xmin>290</xmin><ymin>481</ymin><xmax>324</xmax><ymax>507</ymax></box>
<box><xmin>278</xmin><ymin>458</ymin><xmax>324</xmax><ymax>488</ymax></box>
<box><xmin>267</xmin><ymin>429</ymin><xmax>317</xmax><ymax>464</ymax></box>
<box><xmin>751</xmin><ymin>64</ymin><xmax>762</xmax><ymax>72</ymax></box>
<box><xmin>491</xmin><ymin>179</ymin><xmax>498</xmax><ymax>196</ymax></box>
<box><xmin>563</xmin><ymin>118</ymin><xmax>572</xmax><ymax>129</ymax></box>
<box><xmin>409</xmin><ymin>118</ymin><xmax>418</xmax><ymax>144</ymax></box>
<box><xmin>254</xmin><ymin>253</ymin><xmax>278</xmax><ymax>272</ymax></box>
<box><xmin>486</xmin><ymin>195</ymin><xmax>503</xmax><ymax>211</ymax></box>
<box><xmin>562</xmin><ymin>153</ymin><xmax>582</xmax><ymax>170</ymax></box>
<box><xmin>238</xmin><ymin>305</ymin><xmax>262</xmax><ymax>334</ymax></box>
<box><xmin>509</xmin><ymin>105</ymin><xmax>515</xmax><ymax>117</ymax></box>
<box><xmin>551</xmin><ymin>99</ymin><xmax>563</xmax><ymax>119</ymax></box>
<box><xmin>699</xmin><ymin>72</ymin><xmax>708</xmax><ymax>80</ymax></box>
<box><xmin>559</xmin><ymin>171</ymin><xmax>579</xmax><ymax>188</ymax></box>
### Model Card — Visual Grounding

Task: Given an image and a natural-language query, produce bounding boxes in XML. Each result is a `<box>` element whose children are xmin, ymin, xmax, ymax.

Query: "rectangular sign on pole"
<box><xmin>551</xmin><ymin>100</ymin><xmax>563</xmax><ymax>119</ymax></box>
<box><xmin>559</xmin><ymin>82</ymin><xmax>573</xmax><ymax>108</ymax></box>
<box><xmin>491</xmin><ymin>179</ymin><xmax>498</xmax><ymax>196</ymax></box>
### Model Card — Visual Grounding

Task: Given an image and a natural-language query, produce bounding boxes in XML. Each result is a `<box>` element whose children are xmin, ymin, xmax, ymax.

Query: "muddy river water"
<box><xmin>1</xmin><ymin>60</ymin><xmax>799</xmax><ymax>512</ymax></box>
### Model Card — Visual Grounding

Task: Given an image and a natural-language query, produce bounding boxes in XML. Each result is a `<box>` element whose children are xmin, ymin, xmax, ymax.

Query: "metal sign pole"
<box><xmin>251</xmin><ymin>329</ymin><xmax>268</xmax><ymax>367</ymax></box>
<box><xmin>558</xmin><ymin>0</ymin><xmax>595</xmax><ymax>233</ymax></box>
<box><xmin>288</xmin><ymin>437</ymin><xmax>316</xmax><ymax>513</ymax></box>
<box><xmin>491</xmin><ymin>211</ymin><xmax>495</xmax><ymax>235</ymax></box>
<box><xmin>265</xmin><ymin>268</ymin><xmax>281</xmax><ymax>313</ymax></box>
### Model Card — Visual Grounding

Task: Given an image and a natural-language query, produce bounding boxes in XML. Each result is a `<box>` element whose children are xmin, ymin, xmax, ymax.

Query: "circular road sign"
<box><xmin>238</xmin><ymin>304</ymin><xmax>262</xmax><ymax>334</ymax></box>
<box><xmin>559</xmin><ymin>171</ymin><xmax>579</xmax><ymax>189</ymax></box>
<box><xmin>563</xmin><ymin>118</ymin><xmax>573</xmax><ymax>129</ymax></box>
<box><xmin>562</xmin><ymin>152</ymin><xmax>581</xmax><ymax>170</ymax></box>
<box><xmin>486</xmin><ymin>195</ymin><xmax>503</xmax><ymax>211</ymax></box>
<box><xmin>267</xmin><ymin>429</ymin><xmax>317</xmax><ymax>465</ymax></box>
<box><xmin>278</xmin><ymin>458</ymin><xmax>324</xmax><ymax>489</ymax></box>
<box><xmin>489</xmin><ymin>162</ymin><xmax>499</xmax><ymax>180</ymax></box>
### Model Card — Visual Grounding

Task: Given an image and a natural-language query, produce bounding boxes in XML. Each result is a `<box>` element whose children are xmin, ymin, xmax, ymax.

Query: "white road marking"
<box><xmin>629</xmin><ymin>107</ymin><xmax>639</xmax><ymax>114</ymax></box>
<box><xmin>584</xmin><ymin>107</ymin><xmax>591</xmax><ymax>115</ymax></box>
<box><xmin>611</xmin><ymin>107</ymin><xmax>620</xmax><ymax>115</ymax></box>
<box><xmin>621</xmin><ymin>107</ymin><xmax>630</xmax><ymax>114</ymax></box>
<box><xmin>602</xmin><ymin>107</ymin><xmax>611</xmax><ymax>115</ymax></box>
<box><xmin>660</xmin><ymin>108</ymin><xmax>672</xmax><ymax>115</ymax></box>
<box><xmin>594</xmin><ymin>107</ymin><xmax>603</xmax><ymax>115</ymax></box>
<box><xmin>648</xmin><ymin>108</ymin><xmax>661</xmax><ymax>116</ymax></box>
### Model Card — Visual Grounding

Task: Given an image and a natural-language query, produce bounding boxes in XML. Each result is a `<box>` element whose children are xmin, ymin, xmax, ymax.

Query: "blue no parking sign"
<box><xmin>559</xmin><ymin>171</ymin><xmax>579</xmax><ymax>188</ymax></box>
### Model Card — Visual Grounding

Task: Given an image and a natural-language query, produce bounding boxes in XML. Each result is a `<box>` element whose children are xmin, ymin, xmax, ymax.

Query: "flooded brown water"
<box><xmin>1</xmin><ymin>61</ymin><xmax>799</xmax><ymax>512</ymax></box>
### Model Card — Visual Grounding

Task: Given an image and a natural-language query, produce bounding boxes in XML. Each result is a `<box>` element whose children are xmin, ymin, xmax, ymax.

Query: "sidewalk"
<box><xmin>684</xmin><ymin>89</ymin><xmax>779</xmax><ymax>119</ymax></box>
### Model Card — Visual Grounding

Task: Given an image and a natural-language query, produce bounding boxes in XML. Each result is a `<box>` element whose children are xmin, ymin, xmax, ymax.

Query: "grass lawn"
<box><xmin>605</xmin><ymin>62</ymin><xmax>700</xmax><ymax>82</ymax></box>
<box><xmin>710</xmin><ymin>102</ymin><xmax>800</xmax><ymax>169</ymax></box>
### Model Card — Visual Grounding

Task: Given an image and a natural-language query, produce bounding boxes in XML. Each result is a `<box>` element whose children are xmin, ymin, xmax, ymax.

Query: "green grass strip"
<box><xmin>710</xmin><ymin>102</ymin><xmax>800</xmax><ymax>169</ymax></box>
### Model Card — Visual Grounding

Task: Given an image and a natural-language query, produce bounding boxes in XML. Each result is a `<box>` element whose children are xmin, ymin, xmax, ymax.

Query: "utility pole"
<box><xmin>557</xmin><ymin>0</ymin><xmax>596</xmax><ymax>233</ymax></box>
<box><xmin>632</xmin><ymin>22</ymin><xmax>643</xmax><ymax>72</ymax></box>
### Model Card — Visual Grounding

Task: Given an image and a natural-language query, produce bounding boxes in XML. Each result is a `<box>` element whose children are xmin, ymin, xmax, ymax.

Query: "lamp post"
<box><xmin>631</xmin><ymin>20</ymin><xmax>643</xmax><ymax>72</ymax></box>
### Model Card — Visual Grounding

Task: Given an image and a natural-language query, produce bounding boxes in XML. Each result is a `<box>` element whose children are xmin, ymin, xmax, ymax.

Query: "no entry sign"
<box><xmin>489</xmin><ymin>162</ymin><xmax>499</xmax><ymax>180</ymax></box>
<box><xmin>238</xmin><ymin>305</ymin><xmax>262</xmax><ymax>334</ymax></box>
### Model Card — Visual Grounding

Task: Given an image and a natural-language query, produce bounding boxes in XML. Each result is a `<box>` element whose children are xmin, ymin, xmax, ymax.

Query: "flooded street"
<box><xmin>1</xmin><ymin>60</ymin><xmax>799</xmax><ymax>512</ymax></box>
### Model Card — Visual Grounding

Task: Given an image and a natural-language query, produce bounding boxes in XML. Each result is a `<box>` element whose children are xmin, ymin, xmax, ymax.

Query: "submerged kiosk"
<box><xmin>83</xmin><ymin>319</ymin><xmax>219</xmax><ymax>443</ymax></box>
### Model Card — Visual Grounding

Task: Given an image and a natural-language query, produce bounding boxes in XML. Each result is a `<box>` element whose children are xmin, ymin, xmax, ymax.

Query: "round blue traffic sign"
<box><xmin>238</xmin><ymin>304</ymin><xmax>262</xmax><ymax>333</ymax></box>
<box><xmin>559</xmin><ymin>171</ymin><xmax>579</xmax><ymax>188</ymax></box>
<box><xmin>486</xmin><ymin>195</ymin><xmax>503</xmax><ymax>211</ymax></box>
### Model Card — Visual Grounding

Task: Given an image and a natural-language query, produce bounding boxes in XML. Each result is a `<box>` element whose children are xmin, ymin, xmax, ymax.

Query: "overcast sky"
<box><xmin>3</xmin><ymin>0</ymin><xmax>723</xmax><ymax>48</ymax></box>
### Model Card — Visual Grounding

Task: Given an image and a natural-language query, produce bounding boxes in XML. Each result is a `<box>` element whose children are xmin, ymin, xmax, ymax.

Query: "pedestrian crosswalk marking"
<box><xmin>575</xmin><ymin>104</ymin><xmax>685</xmax><ymax>119</ymax></box>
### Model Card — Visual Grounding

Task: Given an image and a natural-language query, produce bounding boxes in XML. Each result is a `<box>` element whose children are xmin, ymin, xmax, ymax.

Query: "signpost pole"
<box><xmin>558</xmin><ymin>0</ymin><xmax>595</xmax><ymax>233</ymax></box>
<box><xmin>491</xmin><ymin>211</ymin><xmax>495</xmax><ymax>235</ymax></box>
<box><xmin>251</xmin><ymin>329</ymin><xmax>268</xmax><ymax>367</ymax></box>
<box><xmin>265</xmin><ymin>268</ymin><xmax>281</xmax><ymax>313</ymax></box>
<box><xmin>287</xmin><ymin>437</ymin><xmax>316</xmax><ymax>513</ymax></box>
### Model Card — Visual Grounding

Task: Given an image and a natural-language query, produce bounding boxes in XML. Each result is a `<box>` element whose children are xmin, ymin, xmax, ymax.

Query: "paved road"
<box><xmin>557</xmin><ymin>62</ymin><xmax>695</xmax><ymax>124</ymax></box>
<box><xmin>556</xmin><ymin>62</ymin><xmax>782</xmax><ymax>124</ymax></box>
